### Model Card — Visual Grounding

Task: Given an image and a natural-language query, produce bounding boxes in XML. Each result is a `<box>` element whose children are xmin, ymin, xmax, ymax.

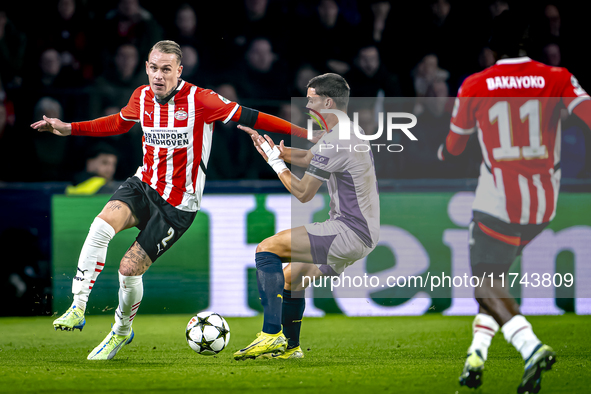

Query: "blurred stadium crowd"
<box><xmin>0</xmin><ymin>0</ymin><xmax>589</xmax><ymax>183</ymax></box>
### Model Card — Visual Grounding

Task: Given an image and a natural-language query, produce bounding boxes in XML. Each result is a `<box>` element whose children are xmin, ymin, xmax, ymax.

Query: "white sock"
<box><xmin>501</xmin><ymin>315</ymin><xmax>541</xmax><ymax>360</ymax></box>
<box><xmin>71</xmin><ymin>217</ymin><xmax>115</xmax><ymax>312</ymax></box>
<box><xmin>467</xmin><ymin>313</ymin><xmax>499</xmax><ymax>361</ymax></box>
<box><xmin>112</xmin><ymin>272</ymin><xmax>143</xmax><ymax>335</ymax></box>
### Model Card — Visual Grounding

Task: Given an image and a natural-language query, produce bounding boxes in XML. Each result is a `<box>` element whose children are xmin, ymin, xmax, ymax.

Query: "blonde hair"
<box><xmin>148</xmin><ymin>40</ymin><xmax>182</xmax><ymax>65</ymax></box>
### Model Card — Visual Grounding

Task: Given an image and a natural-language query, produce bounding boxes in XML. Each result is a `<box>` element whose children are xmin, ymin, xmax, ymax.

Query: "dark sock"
<box><xmin>282</xmin><ymin>289</ymin><xmax>305</xmax><ymax>348</ymax></box>
<box><xmin>255</xmin><ymin>252</ymin><xmax>284</xmax><ymax>334</ymax></box>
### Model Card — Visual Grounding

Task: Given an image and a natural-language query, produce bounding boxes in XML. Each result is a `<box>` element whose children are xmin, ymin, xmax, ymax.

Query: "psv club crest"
<box><xmin>175</xmin><ymin>109</ymin><xmax>188</xmax><ymax>121</ymax></box>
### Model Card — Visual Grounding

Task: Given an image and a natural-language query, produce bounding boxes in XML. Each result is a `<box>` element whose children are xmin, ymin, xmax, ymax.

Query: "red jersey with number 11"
<box><xmin>449</xmin><ymin>57</ymin><xmax>590</xmax><ymax>224</ymax></box>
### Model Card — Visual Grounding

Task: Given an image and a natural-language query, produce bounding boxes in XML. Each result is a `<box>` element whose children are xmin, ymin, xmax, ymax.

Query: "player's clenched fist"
<box><xmin>30</xmin><ymin>115</ymin><xmax>72</xmax><ymax>136</ymax></box>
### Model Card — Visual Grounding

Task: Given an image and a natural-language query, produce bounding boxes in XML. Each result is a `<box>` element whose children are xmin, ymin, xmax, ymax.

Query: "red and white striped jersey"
<box><xmin>450</xmin><ymin>57</ymin><xmax>590</xmax><ymax>224</ymax></box>
<box><xmin>120</xmin><ymin>80</ymin><xmax>239</xmax><ymax>212</ymax></box>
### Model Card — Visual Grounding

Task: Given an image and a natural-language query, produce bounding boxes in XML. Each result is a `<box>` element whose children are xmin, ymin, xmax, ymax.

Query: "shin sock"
<box><xmin>255</xmin><ymin>252</ymin><xmax>284</xmax><ymax>334</ymax></box>
<box><xmin>112</xmin><ymin>272</ymin><xmax>143</xmax><ymax>335</ymax></box>
<box><xmin>282</xmin><ymin>289</ymin><xmax>305</xmax><ymax>348</ymax></box>
<box><xmin>501</xmin><ymin>315</ymin><xmax>541</xmax><ymax>360</ymax></box>
<box><xmin>467</xmin><ymin>313</ymin><xmax>499</xmax><ymax>360</ymax></box>
<box><xmin>71</xmin><ymin>217</ymin><xmax>115</xmax><ymax>312</ymax></box>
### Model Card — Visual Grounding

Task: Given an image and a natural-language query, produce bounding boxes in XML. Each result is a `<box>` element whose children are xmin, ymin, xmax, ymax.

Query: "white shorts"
<box><xmin>304</xmin><ymin>219</ymin><xmax>373</xmax><ymax>276</ymax></box>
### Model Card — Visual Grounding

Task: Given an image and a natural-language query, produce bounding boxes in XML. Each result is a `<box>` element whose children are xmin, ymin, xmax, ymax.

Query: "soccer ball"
<box><xmin>186</xmin><ymin>311</ymin><xmax>230</xmax><ymax>355</ymax></box>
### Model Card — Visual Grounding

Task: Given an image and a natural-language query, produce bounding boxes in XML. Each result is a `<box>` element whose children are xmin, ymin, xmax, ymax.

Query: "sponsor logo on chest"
<box><xmin>144</xmin><ymin>128</ymin><xmax>191</xmax><ymax>148</ymax></box>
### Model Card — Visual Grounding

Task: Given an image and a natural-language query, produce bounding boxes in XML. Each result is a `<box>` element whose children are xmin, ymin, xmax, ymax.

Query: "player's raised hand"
<box><xmin>258</xmin><ymin>134</ymin><xmax>288</xmax><ymax>175</ymax></box>
<box><xmin>30</xmin><ymin>115</ymin><xmax>72</xmax><ymax>136</ymax></box>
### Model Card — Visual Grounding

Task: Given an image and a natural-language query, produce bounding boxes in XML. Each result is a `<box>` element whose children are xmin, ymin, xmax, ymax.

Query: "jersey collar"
<box><xmin>496</xmin><ymin>56</ymin><xmax>532</xmax><ymax>65</ymax></box>
<box><xmin>155</xmin><ymin>79</ymin><xmax>185</xmax><ymax>105</ymax></box>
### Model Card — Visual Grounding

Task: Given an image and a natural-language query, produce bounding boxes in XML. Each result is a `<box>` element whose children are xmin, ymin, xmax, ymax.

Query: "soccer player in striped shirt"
<box><xmin>438</xmin><ymin>11</ymin><xmax>591</xmax><ymax>393</ymax></box>
<box><xmin>31</xmin><ymin>40</ymin><xmax>309</xmax><ymax>360</ymax></box>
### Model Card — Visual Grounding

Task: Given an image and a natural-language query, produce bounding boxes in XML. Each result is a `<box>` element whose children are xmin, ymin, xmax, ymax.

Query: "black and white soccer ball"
<box><xmin>186</xmin><ymin>311</ymin><xmax>230</xmax><ymax>355</ymax></box>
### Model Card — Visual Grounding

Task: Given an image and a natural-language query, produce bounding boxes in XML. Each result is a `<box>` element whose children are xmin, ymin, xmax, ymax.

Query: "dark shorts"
<box><xmin>110</xmin><ymin>176</ymin><xmax>197</xmax><ymax>262</ymax></box>
<box><xmin>469</xmin><ymin>211</ymin><xmax>548</xmax><ymax>276</ymax></box>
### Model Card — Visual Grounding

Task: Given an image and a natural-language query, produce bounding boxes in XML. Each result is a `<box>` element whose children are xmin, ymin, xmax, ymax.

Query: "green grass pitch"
<box><xmin>0</xmin><ymin>314</ymin><xmax>589</xmax><ymax>393</ymax></box>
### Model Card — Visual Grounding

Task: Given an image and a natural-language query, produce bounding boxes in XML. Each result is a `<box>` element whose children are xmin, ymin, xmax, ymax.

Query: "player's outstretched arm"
<box><xmin>30</xmin><ymin>115</ymin><xmax>72</xmax><ymax>136</ymax></box>
<box><xmin>31</xmin><ymin>113</ymin><xmax>136</xmax><ymax>137</ymax></box>
<box><xmin>202</xmin><ymin>89</ymin><xmax>321</xmax><ymax>142</ymax></box>
<box><xmin>232</xmin><ymin>107</ymin><xmax>308</xmax><ymax>138</ymax></box>
<box><xmin>231</xmin><ymin>106</ymin><xmax>324</xmax><ymax>143</ymax></box>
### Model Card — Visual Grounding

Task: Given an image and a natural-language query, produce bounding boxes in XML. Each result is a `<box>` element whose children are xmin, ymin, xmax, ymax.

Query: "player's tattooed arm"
<box><xmin>106</xmin><ymin>200</ymin><xmax>124</xmax><ymax>211</ymax></box>
<box><xmin>120</xmin><ymin>242</ymin><xmax>153</xmax><ymax>276</ymax></box>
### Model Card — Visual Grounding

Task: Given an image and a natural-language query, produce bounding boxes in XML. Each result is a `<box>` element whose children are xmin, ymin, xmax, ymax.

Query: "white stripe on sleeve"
<box><xmin>120</xmin><ymin>113</ymin><xmax>139</xmax><ymax>122</ymax></box>
<box><xmin>567</xmin><ymin>95</ymin><xmax>590</xmax><ymax>114</ymax></box>
<box><xmin>450</xmin><ymin>122</ymin><xmax>476</xmax><ymax>135</ymax></box>
<box><xmin>223</xmin><ymin>104</ymin><xmax>240</xmax><ymax>124</ymax></box>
